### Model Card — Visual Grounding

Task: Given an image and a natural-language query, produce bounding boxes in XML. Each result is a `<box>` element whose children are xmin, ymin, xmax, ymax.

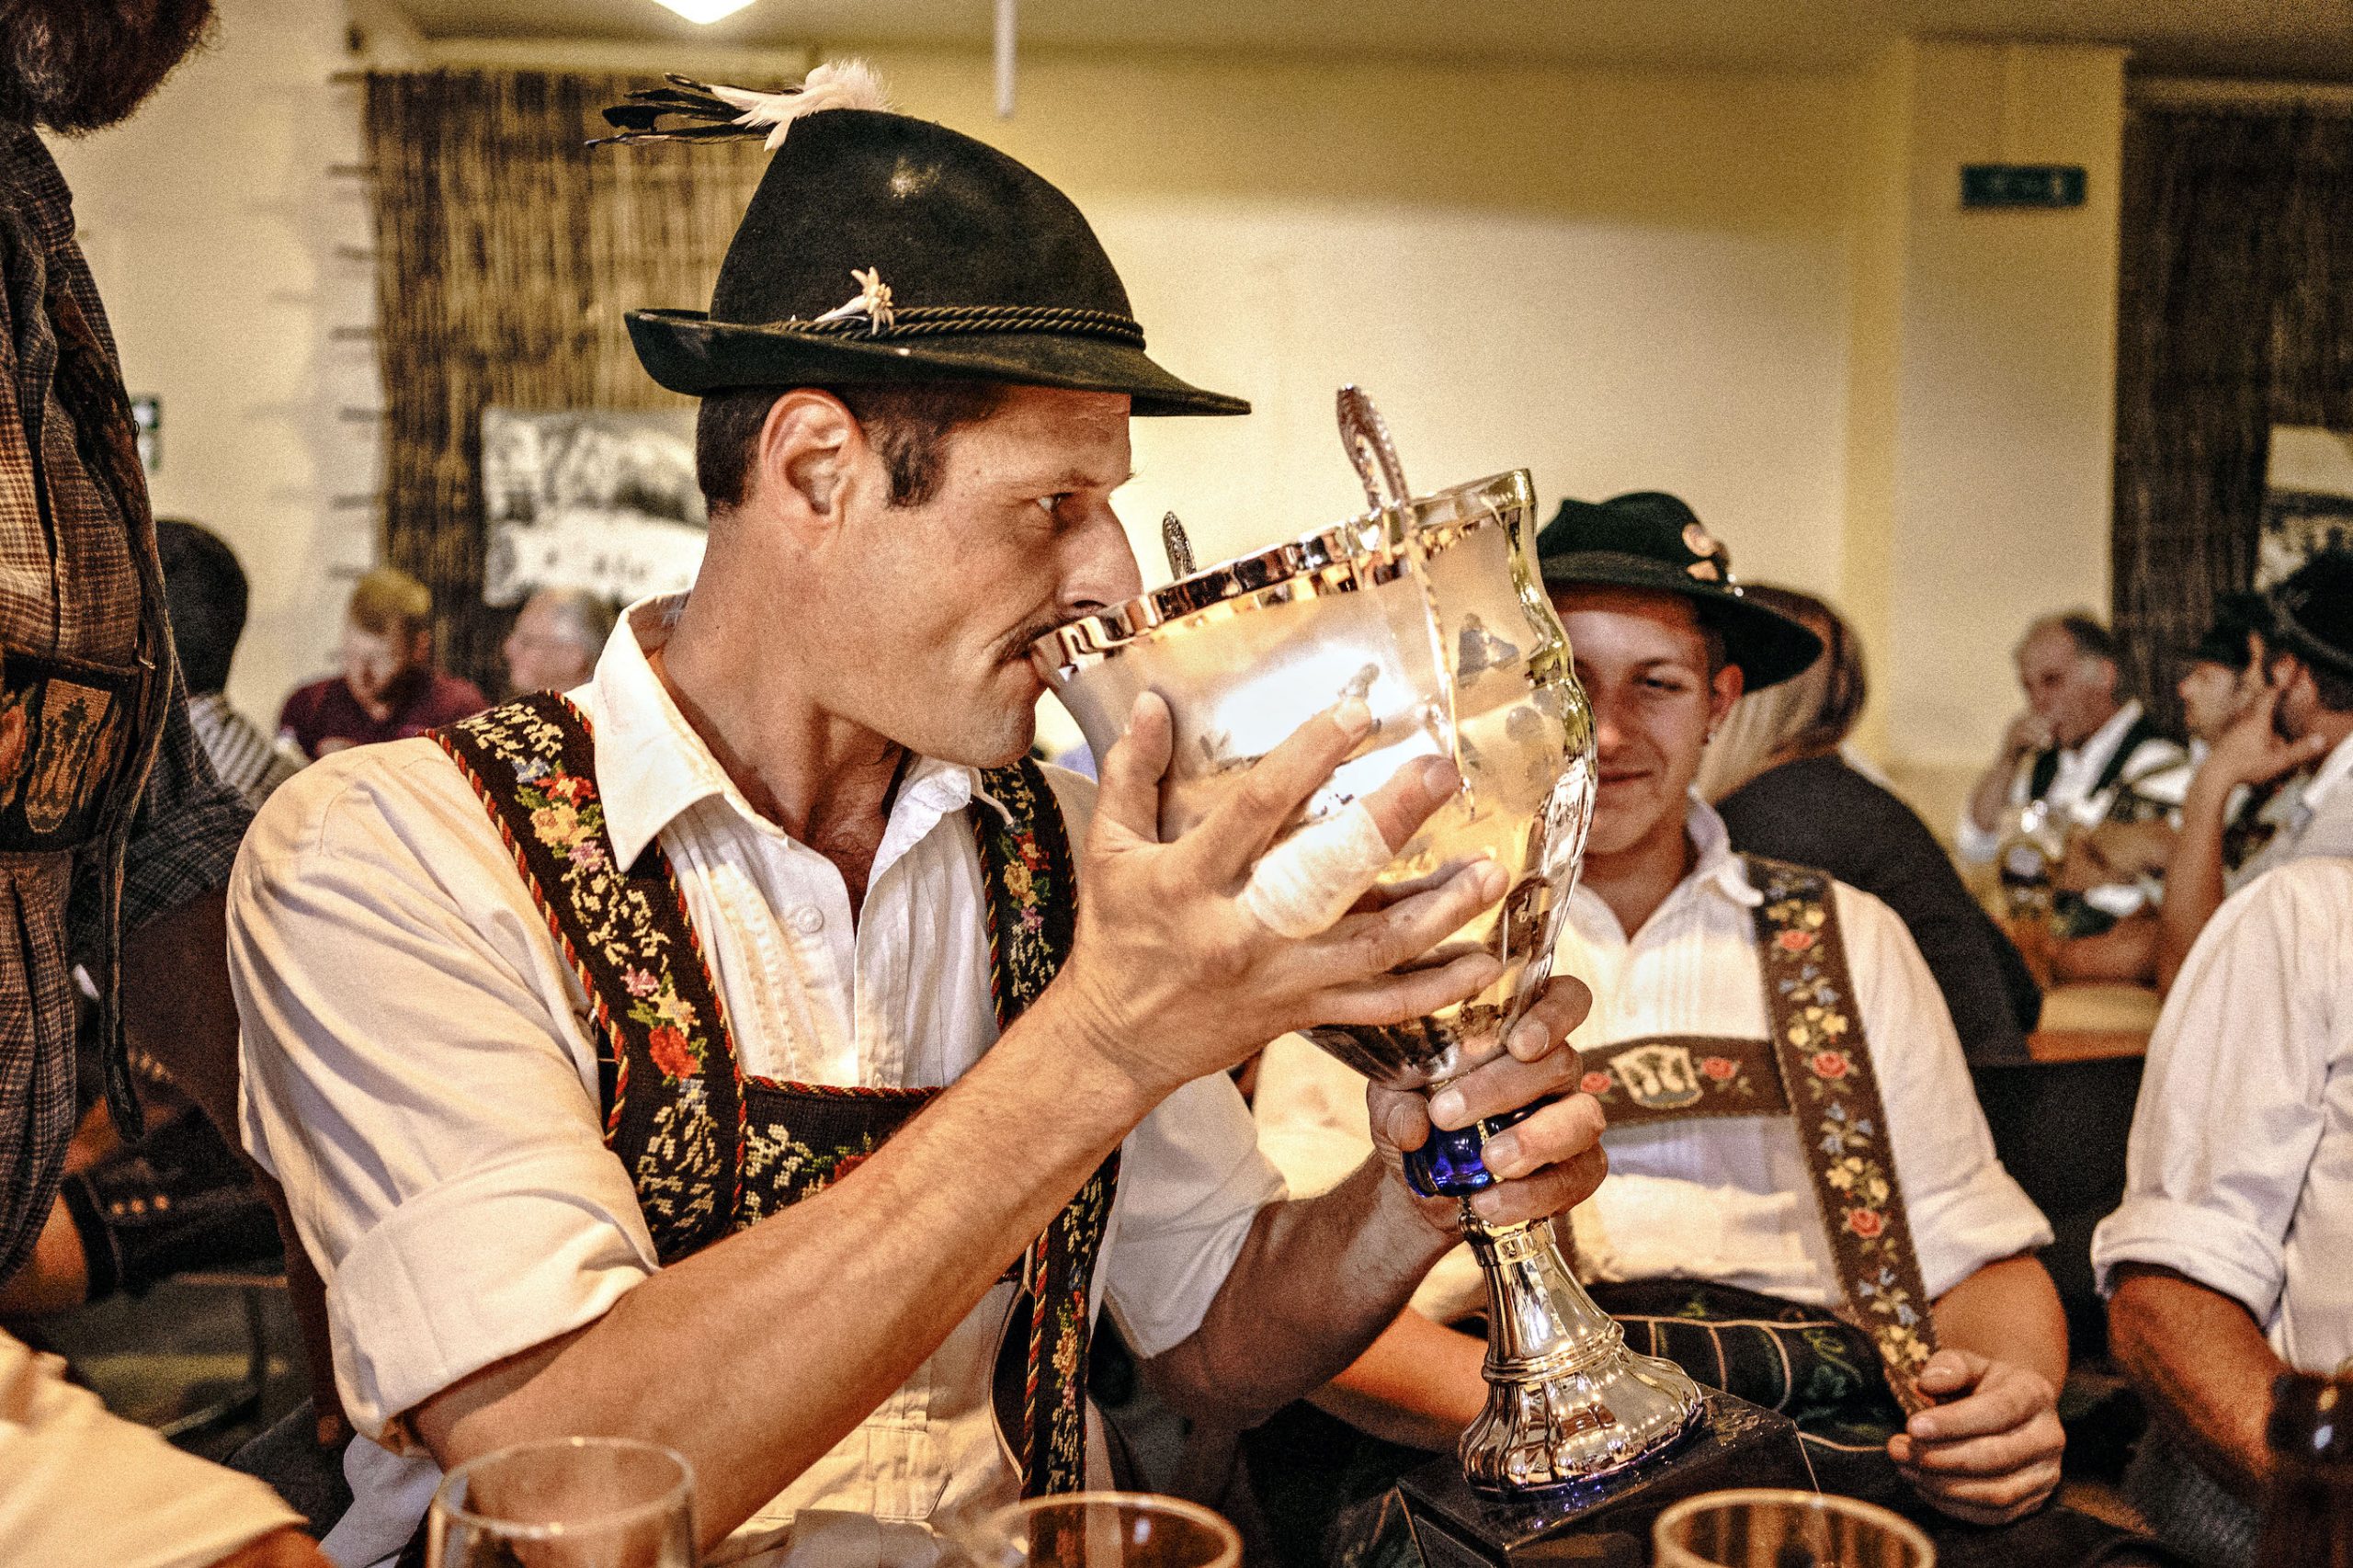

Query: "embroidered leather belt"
<box><xmin>0</xmin><ymin>646</ymin><xmax>140</xmax><ymax>853</ymax></box>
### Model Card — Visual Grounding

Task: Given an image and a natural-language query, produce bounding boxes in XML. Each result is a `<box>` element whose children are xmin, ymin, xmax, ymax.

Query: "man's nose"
<box><xmin>1059</xmin><ymin>505</ymin><xmax>1143</xmax><ymax>615</ymax></box>
<box><xmin>1587</xmin><ymin>686</ymin><xmax>1633</xmax><ymax>754</ymax></box>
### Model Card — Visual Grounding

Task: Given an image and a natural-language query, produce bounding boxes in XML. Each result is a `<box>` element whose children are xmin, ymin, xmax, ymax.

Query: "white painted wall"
<box><xmin>50</xmin><ymin>0</ymin><xmax>376</xmax><ymax>731</ymax></box>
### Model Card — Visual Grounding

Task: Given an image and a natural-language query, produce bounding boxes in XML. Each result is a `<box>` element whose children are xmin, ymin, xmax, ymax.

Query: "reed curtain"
<box><xmin>362</xmin><ymin>71</ymin><xmax>767</xmax><ymax>689</ymax></box>
<box><xmin>2112</xmin><ymin>106</ymin><xmax>2353</xmax><ymax>730</ymax></box>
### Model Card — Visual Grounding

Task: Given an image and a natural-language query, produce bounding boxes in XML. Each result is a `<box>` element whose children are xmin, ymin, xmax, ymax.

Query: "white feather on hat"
<box><xmin>705</xmin><ymin>60</ymin><xmax>894</xmax><ymax>151</ymax></box>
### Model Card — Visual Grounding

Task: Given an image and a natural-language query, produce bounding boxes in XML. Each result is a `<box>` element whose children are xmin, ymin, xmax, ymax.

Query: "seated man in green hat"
<box><xmin>229</xmin><ymin>65</ymin><xmax>1605</xmax><ymax>1566</ymax></box>
<box><xmin>1253</xmin><ymin>492</ymin><xmax>2066</xmax><ymax>1543</ymax></box>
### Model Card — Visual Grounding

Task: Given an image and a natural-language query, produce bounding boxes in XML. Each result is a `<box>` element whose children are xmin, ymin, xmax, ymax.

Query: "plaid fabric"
<box><xmin>0</xmin><ymin>127</ymin><xmax>249</xmax><ymax>1285</ymax></box>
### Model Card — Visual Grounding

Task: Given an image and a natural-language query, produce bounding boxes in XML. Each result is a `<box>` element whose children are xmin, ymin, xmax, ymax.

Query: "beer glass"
<box><xmin>426</xmin><ymin>1435</ymin><xmax>696</xmax><ymax>1568</ymax></box>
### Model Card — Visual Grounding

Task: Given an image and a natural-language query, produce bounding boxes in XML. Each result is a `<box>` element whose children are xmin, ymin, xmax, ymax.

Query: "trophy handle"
<box><xmin>1336</xmin><ymin>384</ymin><xmax>1411</xmax><ymax>512</ymax></box>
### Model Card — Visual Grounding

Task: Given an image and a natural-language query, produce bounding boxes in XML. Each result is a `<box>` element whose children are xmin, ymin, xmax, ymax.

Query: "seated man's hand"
<box><xmin>1888</xmin><ymin>1347</ymin><xmax>2063</xmax><ymax>1525</ymax></box>
<box><xmin>1059</xmin><ymin>693</ymin><xmax>1511</xmax><ymax>1097</ymax></box>
<box><xmin>1365</xmin><ymin>976</ymin><xmax>1606</xmax><ymax>1232</ymax></box>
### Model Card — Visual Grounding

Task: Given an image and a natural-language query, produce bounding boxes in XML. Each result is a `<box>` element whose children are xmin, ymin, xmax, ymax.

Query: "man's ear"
<box><xmin>1709</xmin><ymin>660</ymin><xmax>1746</xmax><ymax>727</ymax></box>
<box><xmin>749</xmin><ymin>390</ymin><xmax>866</xmax><ymax>529</ymax></box>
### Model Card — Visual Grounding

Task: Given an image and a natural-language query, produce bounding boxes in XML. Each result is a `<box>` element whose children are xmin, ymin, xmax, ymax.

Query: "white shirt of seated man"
<box><xmin>1258</xmin><ymin>580</ymin><xmax>2070</xmax><ymax>1528</ymax></box>
<box><xmin>2094</xmin><ymin>855</ymin><xmax>2353</xmax><ymax>1382</ymax></box>
<box><xmin>233</xmin><ymin>385</ymin><xmax>1607</xmax><ymax>1568</ymax></box>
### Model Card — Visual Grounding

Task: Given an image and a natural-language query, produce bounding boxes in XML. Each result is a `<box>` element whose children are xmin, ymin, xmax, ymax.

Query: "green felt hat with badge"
<box><xmin>597</xmin><ymin>62</ymin><xmax>1247</xmax><ymax>418</ymax></box>
<box><xmin>1534</xmin><ymin>490</ymin><xmax>1824</xmax><ymax>690</ymax></box>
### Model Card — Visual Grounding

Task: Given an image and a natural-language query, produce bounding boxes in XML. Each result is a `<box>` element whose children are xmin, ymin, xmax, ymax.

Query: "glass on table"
<box><xmin>952</xmin><ymin>1491</ymin><xmax>1242</xmax><ymax>1568</ymax></box>
<box><xmin>426</xmin><ymin>1436</ymin><xmax>696</xmax><ymax>1568</ymax></box>
<box><xmin>1653</xmin><ymin>1487</ymin><xmax>1935</xmax><ymax>1568</ymax></box>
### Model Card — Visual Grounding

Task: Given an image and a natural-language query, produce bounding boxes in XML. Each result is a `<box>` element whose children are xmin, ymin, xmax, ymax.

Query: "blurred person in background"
<box><xmin>500</xmin><ymin>585</ymin><xmax>615</xmax><ymax>696</ymax></box>
<box><xmin>2155</xmin><ymin>553</ymin><xmax>2353</xmax><ymax>988</ymax></box>
<box><xmin>1958</xmin><ymin>612</ymin><xmax>2190</xmax><ymax>986</ymax></box>
<box><xmin>1698</xmin><ymin>585</ymin><xmax>2040</xmax><ymax>1064</ymax></box>
<box><xmin>0</xmin><ymin>0</ymin><xmax>329</xmax><ymax>1562</ymax></box>
<box><xmin>155</xmin><ymin>518</ymin><xmax>299</xmax><ymax>808</ymax></box>
<box><xmin>277</xmin><ymin>567</ymin><xmax>484</xmax><ymax>758</ymax></box>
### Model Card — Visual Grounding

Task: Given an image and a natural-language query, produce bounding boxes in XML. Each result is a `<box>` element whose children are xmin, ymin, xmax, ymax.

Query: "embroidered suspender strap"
<box><xmin>430</xmin><ymin>692</ymin><xmax>744</xmax><ymax>1261</ymax></box>
<box><xmin>972</xmin><ymin>758</ymin><xmax>1119</xmax><ymax>1498</ymax></box>
<box><xmin>1741</xmin><ymin>854</ymin><xmax>1938</xmax><ymax>1412</ymax></box>
<box><xmin>1575</xmin><ymin>1035</ymin><xmax>1790</xmax><ymax>1127</ymax></box>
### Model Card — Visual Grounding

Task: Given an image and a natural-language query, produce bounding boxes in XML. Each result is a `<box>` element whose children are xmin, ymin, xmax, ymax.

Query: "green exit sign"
<box><xmin>1961</xmin><ymin>165</ymin><xmax>2086</xmax><ymax>209</ymax></box>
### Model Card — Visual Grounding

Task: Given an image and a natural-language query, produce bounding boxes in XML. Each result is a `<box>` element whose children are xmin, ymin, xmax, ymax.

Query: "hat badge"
<box><xmin>809</xmin><ymin>267</ymin><xmax>896</xmax><ymax>336</ymax></box>
<box><xmin>1683</xmin><ymin>521</ymin><xmax>1726</xmax><ymax>582</ymax></box>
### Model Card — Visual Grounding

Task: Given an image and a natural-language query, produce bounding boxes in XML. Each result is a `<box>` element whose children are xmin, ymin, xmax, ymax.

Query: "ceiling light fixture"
<box><xmin>650</xmin><ymin>0</ymin><xmax>757</xmax><ymax>23</ymax></box>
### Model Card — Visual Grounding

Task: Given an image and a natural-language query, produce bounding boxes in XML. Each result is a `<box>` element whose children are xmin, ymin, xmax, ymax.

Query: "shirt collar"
<box><xmin>2302</xmin><ymin>729</ymin><xmax>2353</xmax><ymax>812</ymax></box>
<box><xmin>1571</xmin><ymin>791</ymin><xmax>1761</xmax><ymax>942</ymax></box>
<box><xmin>2065</xmin><ymin>699</ymin><xmax>2143</xmax><ymax>774</ymax></box>
<box><xmin>1685</xmin><ymin>793</ymin><xmax>1765</xmax><ymax>909</ymax></box>
<box><xmin>590</xmin><ymin>595</ymin><xmax>983</xmax><ymax>869</ymax></box>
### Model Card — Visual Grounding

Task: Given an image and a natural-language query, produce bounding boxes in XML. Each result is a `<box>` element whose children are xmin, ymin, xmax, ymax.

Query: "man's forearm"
<box><xmin>2109</xmin><ymin>1265</ymin><xmax>2282</xmax><ymax>1494</ymax></box>
<box><xmin>1966</xmin><ymin>755</ymin><xmax>2020</xmax><ymax>836</ymax></box>
<box><xmin>2157</xmin><ymin>776</ymin><xmax>2234</xmax><ymax>991</ymax></box>
<box><xmin>1313</xmin><ymin>1305</ymin><xmax>1487</xmax><ymax>1452</ymax></box>
<box><xmin>1146</xmin><ymin>1154</ymin><xmax>1450</xmax><ymax>1431</ymax></box>
<box><xmin>1933</xmin><ymin>1254</ymin><xmax>2067</xmax><ymax>1396</ymax></box>
<box><xmin>415</xmin><ymin>991</ymin><xmax>1161</xmax><ymax>1550</ymax></box>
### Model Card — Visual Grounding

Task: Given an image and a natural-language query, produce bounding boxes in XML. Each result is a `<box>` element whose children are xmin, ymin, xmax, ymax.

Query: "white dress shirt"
<box><xmin>1256</xmin><ymin>800</ymin><xmax>2051</xmax><ymax>1326</ymax></box>
<box><xmin>231</xmin><ymin>599</ymin><xmax>1283</xmax><ymax>1566</ymax></box>
<box><xmin>1955</xmin><ymin>699</ymin><xmax>2189</xmax><ymax>864</ymax></box>
<box><xmin>2092</xmin><ymin>856</ymin><xmax>2353</xmax><ymax>1377</ymax></box>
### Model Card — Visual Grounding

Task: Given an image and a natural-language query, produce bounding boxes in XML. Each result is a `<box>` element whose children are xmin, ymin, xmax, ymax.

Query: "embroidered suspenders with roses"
<box><xmin>1574</xmin><ymin>855</ymin><xmax>1938</xmax><ymax>1410</ymax></box>
<box><xmin>431</xmin><ymin>692</ymin><xmax>1117</xmax><ymax>1495</ymax></box>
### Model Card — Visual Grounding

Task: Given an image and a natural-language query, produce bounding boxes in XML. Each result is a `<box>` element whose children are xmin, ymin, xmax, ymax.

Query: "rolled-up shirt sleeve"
<box><xmin>2091</xmin><ymin>866</ymin><xmax>2346</xmax><ymax>1324</ymax></box>
<box><xmin>1839</xmin><ymin>886</ymin><xmax>2052</xmax><ymax>1298</ymax></box>
<box><xmin>229</xmin><ymin>745</ymin><xmax>654</xmax><ymax>1443</ymax></box>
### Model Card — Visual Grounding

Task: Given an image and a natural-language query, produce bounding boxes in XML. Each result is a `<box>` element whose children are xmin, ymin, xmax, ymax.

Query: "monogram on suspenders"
<box><xmin>1574</xmin><ymin>855</ymin><xmax>1938</xmax><ymax>1410</ymax></box>
<box><xmin>430</xmin><ymin>692</ymin><xmax>1117</xmax><ymax>1497</ymax></box>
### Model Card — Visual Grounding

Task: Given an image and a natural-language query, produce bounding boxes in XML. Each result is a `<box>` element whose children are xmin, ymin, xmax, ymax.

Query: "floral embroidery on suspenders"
<box><xmin>1744</xmin><ymin>854</ymin><xmax>1938</xmax><ymax>1409</ymax></box>
<box><xmin>432</xmin><ymin>692</ymin><xmax>1115</xmax><ymax>1494</ymax></box>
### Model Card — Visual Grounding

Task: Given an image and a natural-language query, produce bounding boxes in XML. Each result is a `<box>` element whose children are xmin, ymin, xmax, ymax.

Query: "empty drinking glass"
<box><xmin>954</xmin><ymin>1491</ymin><xmax>1242</xmax><ymax>1568</ymax></box>
<box><xmin>1653</xmin><ymin>1488</ymin><xmax>1935</xmax><ymax>1568</ymax></box>
<box><xmin>426</xmin><ymin>1435</ymin><xmax>696</xmax><ymax>1568</ymax></box>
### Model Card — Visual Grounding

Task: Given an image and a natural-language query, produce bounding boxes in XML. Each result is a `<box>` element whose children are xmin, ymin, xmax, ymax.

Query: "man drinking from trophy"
<box><xmin>1253</xmin><ymin>494</ymin><xmax>2069</xmax><ymax>1542</ymax></box>
<box><xmin>228</xmin><ymin>67</ymin><xmax>1606</xmax><ymax>1566</ymax></box>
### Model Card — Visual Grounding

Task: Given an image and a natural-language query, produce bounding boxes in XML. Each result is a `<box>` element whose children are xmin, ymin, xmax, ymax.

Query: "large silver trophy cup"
<box><xmin>1031</xmin><ymin>391</ymin><xmax>1702</xmax><ymax>1492</ymax></box>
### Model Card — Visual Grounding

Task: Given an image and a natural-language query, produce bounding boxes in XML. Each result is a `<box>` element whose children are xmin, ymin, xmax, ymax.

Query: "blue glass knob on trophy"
<box><xmin>1404</xmin><ymin>1099</ymin><xmax>1548</xmax><ymax>1198</ymax></box>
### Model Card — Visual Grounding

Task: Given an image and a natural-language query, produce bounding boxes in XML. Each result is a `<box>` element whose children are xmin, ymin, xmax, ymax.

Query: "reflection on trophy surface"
<box><xmin>1032</xmin><ymin>389</ymin><xmax>1704</xmax><ymax>1492</ymax></box>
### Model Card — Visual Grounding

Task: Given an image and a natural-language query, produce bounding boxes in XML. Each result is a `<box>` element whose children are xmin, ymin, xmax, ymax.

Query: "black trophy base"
<box><xmin>1395</xmin><ymin>1389</ymin><xmax>1815</xmax><ymax>1567</ymax></box>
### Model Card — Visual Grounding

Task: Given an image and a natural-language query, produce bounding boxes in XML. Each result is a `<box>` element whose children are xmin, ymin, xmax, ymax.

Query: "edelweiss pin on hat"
<box><xmin>599</xmin><ymin>62</ymin><xmax>1248</xmax><ymax>417</ymax></box>
<box><xmin>1534</xmin><ymin>490</ymin><xmax>1823</xmax><ymax>689</ymax></box>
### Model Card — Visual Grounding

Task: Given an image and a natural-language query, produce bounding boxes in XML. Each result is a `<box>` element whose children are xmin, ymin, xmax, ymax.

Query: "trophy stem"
<box><xmin>1457</xmin><ymin>1207</ymin><xmax>1704</xmax><ymax>1492</ymax></box>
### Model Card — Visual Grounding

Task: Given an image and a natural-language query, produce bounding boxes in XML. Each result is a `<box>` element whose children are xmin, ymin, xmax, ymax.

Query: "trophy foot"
<box><xmin>1460</xmin><ymin>1335</ymin><xmax>1704</xmax><ymax>1491</ymax></box>
<box><xmin>1455</xmin><ymin>1213</ymin><xmax>1705</xmax><ymax>1493</ymax></box>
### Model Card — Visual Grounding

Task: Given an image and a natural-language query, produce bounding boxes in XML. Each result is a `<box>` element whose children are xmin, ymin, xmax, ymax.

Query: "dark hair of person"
<box><xmin>153</xmin><ymin>518</ymin><xmax>246</xmax><ymax>695</ymax></box>
<box><xmin>2049</xmin><ymin>611</ymin><xmax>2120</xmax><ymax>665</ymax></box>
<box><xmin>695</xmin><ymin>381</ymin><xmax>1010</xmax><ymax>513</ymax></box>
<box><xmin>0</xmin><ymin>0</ymin><xmax>215</xmax><ymax>135</ymax></box>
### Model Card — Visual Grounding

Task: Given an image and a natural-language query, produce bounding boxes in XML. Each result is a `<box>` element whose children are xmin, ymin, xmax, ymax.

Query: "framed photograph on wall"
<box><xmin>481</xmin><ymin>408</ymin><xmax>707</xmax><ymax>606</ymax></box>
<box><xmin>2259</xmin><ymin>426</ymin><xmax>2353</xmax><ymax>587</ymax></box>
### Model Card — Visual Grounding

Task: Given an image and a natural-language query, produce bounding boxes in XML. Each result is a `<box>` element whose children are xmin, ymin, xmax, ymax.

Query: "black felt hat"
<box><xmin>1533</xmin><ymin>491</ymin><xmax>1824</xmax><ymax>690</ymax></box>
<box><xmin>2184</xmin><ymin>591</ymin><xmax>2268</xmax><ymax>670</ymax></box>
<box><xmin>2268</xmin><ymin>549</ymin><xmax>2353</xmax><ymax>679</ymax></box>
<box><xmin>605</xmin><ymin>72</ymin><xmax>1246</xmax><ymax>417</ymax></box>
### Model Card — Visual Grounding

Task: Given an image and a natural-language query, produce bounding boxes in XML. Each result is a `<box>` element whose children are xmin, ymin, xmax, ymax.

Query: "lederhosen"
<box><xmin>426</xmin><ymin>692</ymin><xmax>1118</xmax><ymax>1509</ymax></box>
<box><xmin>1573</xmin><ymin>855</ymin><xmax>1939</xmax><ymax>1494</ymax></box>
